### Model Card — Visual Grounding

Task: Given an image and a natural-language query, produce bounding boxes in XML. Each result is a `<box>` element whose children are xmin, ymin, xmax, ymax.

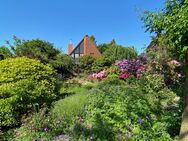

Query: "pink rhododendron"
<box><xmin>88</xmin><ymin>70</ymin><xmax>107</xmax><ymax>81</ymax></box>
<box><xmin>169</xmin><ymin>60</ymin><xmax>182</xmax><ymax>66</ymax></box>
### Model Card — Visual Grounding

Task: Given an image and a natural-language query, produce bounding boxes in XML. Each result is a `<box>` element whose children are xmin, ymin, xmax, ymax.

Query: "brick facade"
<box><xmin>68</xmin><ymin>35</ymin><xmax>101</xmax><ymax>61</ymax></box>
<box><xmin>83</xmin><ymin>35</ymin><xmax>101</xmax><ymax>58</ymax></box>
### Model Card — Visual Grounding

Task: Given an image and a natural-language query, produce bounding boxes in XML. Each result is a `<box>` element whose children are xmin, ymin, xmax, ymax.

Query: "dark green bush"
<box><xmin>91</xmin><ymin>57</ymin><xmax>112</xmax><ymax>72</ymax></box>
<box><xmin>78</xmin><ymin>55</ymin><xmax>96</xmax><ymax>73</ymax></box>
<box><xmin>0</xmin><ymin>46</ymin><xmax>12</xmax><ymax>60</ymax></box>
<box><xmin>50</xmin><ymin>54</ymin><xmax>76</xmax><ymax>75</ymax></box>
<box><xmin>0</xmin><ymin>57</ymin><xmax>56</xmax><ymax>127</ymax></box>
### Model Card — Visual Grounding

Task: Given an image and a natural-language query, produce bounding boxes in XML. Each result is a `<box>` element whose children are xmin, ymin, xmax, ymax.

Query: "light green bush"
<box><xmin>0</xmin><ymin>57</ymin><xmax>56</xmax><ymax>126</ymax></box>
<box><xmin>107</xmin><ymin>65</ymin><xmax>121</xmax><ymax>76</ymax></box>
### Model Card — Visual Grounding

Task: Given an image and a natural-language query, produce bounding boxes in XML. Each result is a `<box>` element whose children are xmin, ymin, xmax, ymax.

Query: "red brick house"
<box><xmin>68</xmin><ymin>35</ymin><xmax>101</xmax><ymax>62</ymax></box>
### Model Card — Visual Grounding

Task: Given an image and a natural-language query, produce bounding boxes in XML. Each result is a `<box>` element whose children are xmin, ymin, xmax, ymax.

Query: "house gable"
<box><xmin>68</xmin><ymin>35</ymin><xmax>101</xmax><ymax>62</ymax></box>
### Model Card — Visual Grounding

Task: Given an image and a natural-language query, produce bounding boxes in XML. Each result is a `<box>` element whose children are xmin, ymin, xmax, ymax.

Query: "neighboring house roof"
<box><xmin>68</xmin><ymin>35</ymin><xmax>101</xmax><ymax>58</ymax></box>
<box><xmin>69</xmin><ymin>38</ymin><xmax>84</xmax><ymax>55</ymax></box>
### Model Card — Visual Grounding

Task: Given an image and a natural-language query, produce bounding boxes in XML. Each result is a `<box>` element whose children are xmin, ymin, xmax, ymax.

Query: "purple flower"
<box><xmin>44</xmin><ymin>127</ymin><xmax>48</xmax><ymax>132</ymax></box>
<box><xmin>15</xmin><ymin>131</ymin><xmax>21</xmax><ymax>136</ymax></box>
<box><xmin>115</xmin><ymin>59</ymin><xmax>145</xmax><ymax>76</ymax></box>
<box><xmin>127</xmin><ymin>132</ymin><xmax>131</xmax><ymax>137</ymax></box>
<box><xmin>138</xmin><ymin>119</ymin><xmax>144</xmax><ymax>125</ymax></box>
<box><xmin>58</xmin><ymin>134</ymin><xmax>64</xmax><ymax>138</ymax></box>
<box><xmin>80</xmin><ymin>118</ymin><xmax>84</xmax><ymax>124</ymax></box>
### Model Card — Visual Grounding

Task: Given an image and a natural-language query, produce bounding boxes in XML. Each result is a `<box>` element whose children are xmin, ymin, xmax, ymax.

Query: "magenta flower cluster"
<box><xmin>88</xmin><ymin>70</ymin><xmax>107</xmax><ymax>80</ymax></box>
<box><xmin>119</xmin><ymin>73</ymin><xmax>130</xmax><ymax>79</ymax></box>
<box><xmin>116</xmin><ymin>59</ymin><xmax>141</xmax><ymax>73</ymax></box>
<box><xmin>115</xmin><ymin>59</ymin><xmax>147</xmax><ymax>77</ymax></box>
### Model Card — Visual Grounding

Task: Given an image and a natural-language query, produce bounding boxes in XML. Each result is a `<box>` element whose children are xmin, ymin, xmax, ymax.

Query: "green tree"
<box><xmin>103</xmin><ymin>45</ymin><xmax>137</xmax><ymax>62</ymax></box>
<box><xmin>97</xmin><ymin>43</ymin><xmax>109</xmax><ymax>54</ymax></box>
<box><xmin>0</xmin><ymin>46</ymin><xmax>12</xmax><ymax>60</ymax></box>
<box><xmin>142</xmin><ymin>0</ymin><xmax>188</xmax><ymax>140</ymax></box>
<box><xmin>90</xmin><ymin>35</ymin><xmax>97</xmax><ymax>45</ymax></box>
<box><xmin>7</xmin><ymin>36</ymin><xmax>75</xmax><ymax>75</ymax></box>
<box><xmin>92</xmin><ymin>40</ymin><xmax>137</xmax><ymax>72</ymax></box>
<box><xmin>9</xmin><ymin>37</ymin><xmax>60</xmax><ymax>63</ymax></box>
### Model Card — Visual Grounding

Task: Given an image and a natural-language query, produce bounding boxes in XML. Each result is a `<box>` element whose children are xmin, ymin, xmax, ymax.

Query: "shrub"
<box><xmin>0</xmin><ymin>57</ymin><xmax>56</xmax><ymax>127</ymax></box>
<box><xmin>103</xmin><ymin>75</ymin><xmax>125</xmax><ymax>85</ymax></box>
<box><xmin>115</xmin><ymin>59</ymin><xmax>147</xmax><ymax>77</ymax></box>
<box><xmin>106</xmin><ymin>65</ymin><xmax>121</xmax><ymax>76</ymax></box>
<box><xmin>50</xmin><ymin>54</ymin><xmax>76</xmax><ymax>75</ymax></box>
<box><xmin>138</xmin><ymin>73</ymin><xmax>165</xmax><ymax>93</ymax></box>
<box><xmin>81</xmin><ymin>82</ymin><xmax>181</xmax><ymax>140</ymax></box>
<box><xmin>78</xmin><ymin>55</ymin><xmax>96</xmax><ymax>73</ymax></box>
<box><xmin>91</xmin><ymin>57</ymin><xmax>112</xmax><ymax>72</ymax></box>
<box><xmin>88</xmin><ymin>70</ymin><xmax>107</xmax><ymax>81</ymax></box>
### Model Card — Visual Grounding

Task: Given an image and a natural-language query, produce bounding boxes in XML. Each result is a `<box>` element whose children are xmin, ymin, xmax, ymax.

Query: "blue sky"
<box><xmin>0</xmin><ymin>0</ymin><xmax>165</xmax><ymax>54</ymax></box>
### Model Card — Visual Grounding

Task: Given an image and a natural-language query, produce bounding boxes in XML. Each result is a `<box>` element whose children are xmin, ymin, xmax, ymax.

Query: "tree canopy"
<box><xmin>142</xmin><ymin>0</ymin><xmax>188</xmax><ymax>59</ymax></box>
<box><xmin>0</xmin><ymin>46</ymin><xmax>12</xmax><ymax>60</ymax></box>
<box><xmin>142</xmin><ymin>0</ymin><xmax>188</xmax><ymax>140</ymax></box>
<box><xmin>6</xmin><ymin>36</ymin><xmax>75</xmax><ymax>75</ymax></box>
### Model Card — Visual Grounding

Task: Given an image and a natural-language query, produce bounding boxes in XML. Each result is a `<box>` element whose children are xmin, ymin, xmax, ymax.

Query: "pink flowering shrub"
<box><xmin>169</xmin><ymin>60</ymin><xmax>182</xmax><ymax>66</ymax></box>
<box><xmin>88</xmin><ymin>70</ymin><xmax>107</xmax><ymax>81</ymax></box>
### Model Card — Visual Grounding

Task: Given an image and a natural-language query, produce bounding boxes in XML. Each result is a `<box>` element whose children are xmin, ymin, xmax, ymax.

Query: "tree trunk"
<box><xmin>179</xmin><ymin>56</ymin><xmax>188</xmax><ymax>141</ymax></box>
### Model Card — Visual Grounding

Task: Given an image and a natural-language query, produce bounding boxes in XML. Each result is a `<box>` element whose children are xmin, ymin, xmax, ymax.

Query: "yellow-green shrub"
<box><xmin>0</xmin><ymin>57</ymin><xmax>56</xmax><ymax>127</ymax></box>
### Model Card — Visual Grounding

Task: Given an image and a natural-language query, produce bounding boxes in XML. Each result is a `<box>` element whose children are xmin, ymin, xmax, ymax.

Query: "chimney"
<box><xmin>68</xmin><ymin>42</ymin><xmax>73</xmax><ymax>55</ymax></box>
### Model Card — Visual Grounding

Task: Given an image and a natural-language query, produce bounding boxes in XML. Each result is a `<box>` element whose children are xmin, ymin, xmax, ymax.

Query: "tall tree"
<box><xmin>0</xmin><ymin>46</ymin><xmax>12</xmax><ymax>60</ymax></box>
<box><xmin>142</xmin><ymin>0</ymin><xmax>188</xmax><ymax>140</ymax></box>
<box><xmin>90</xmin><ymin>35</ymin><xmax>97</xmax><ymax>45</ymax></box>
<box><xmin>7</xmin><ymin>36</ymin><xmax>75</xmax><ymax>75</ymax></box>
<box><xmin>8</xmin><ymin>36</ymin><xmax>60</xmax><ymax>63</ymax></box>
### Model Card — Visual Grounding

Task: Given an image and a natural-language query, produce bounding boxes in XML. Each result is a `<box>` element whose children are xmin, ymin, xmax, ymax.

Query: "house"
<box><xmin>68</xmin><ymin>35</ymin><xmax>101</xmax><ymax>62</ymax></box>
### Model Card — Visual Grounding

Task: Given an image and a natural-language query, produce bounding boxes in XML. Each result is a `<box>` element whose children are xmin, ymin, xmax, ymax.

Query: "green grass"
<box><xmin>51</xmin><ymin>87</ymin><xmax>89</xmax><ymax>120</ymax></box>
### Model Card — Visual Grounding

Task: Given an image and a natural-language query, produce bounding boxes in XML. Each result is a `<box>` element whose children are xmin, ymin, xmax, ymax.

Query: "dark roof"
<box><xmin>69</xmin><ymin>35</ymin><xmax>89</xmax><ymax>55</ymax></box>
